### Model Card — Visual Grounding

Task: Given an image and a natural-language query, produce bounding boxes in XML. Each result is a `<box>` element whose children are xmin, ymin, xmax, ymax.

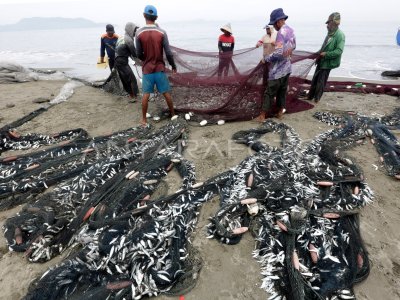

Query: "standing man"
<box><xmin>255</xmin><ymin>8</ymin><xmax>296</xmax><ymax>121</ymax></box>
<box><xmin>308</xmin><ymin>12</ymin><xmax>345</xmax><ymax>103</ymax></box>
<box><xmin>99</xmin><ymin>24</ymin><xmax>119</xmax><ymax>71</ymax></box>
<box><xmin>218</xmin><ymin>23</ymin><xmax>235</xmax><ymax>79</ymax></box>
<box><xmin>115</xmin><ymin>22</ymin><xmax>140</xmax><ymax>99</ymax></box>
<box><xmin>136</xmin><ymin>5</ymin><xmax>177</xmax><ymax>126</ymax></box>
<box><xmin>256</xmin><ymin>24</ymin><xmax>277</xmax><ymax>86</ymax></box>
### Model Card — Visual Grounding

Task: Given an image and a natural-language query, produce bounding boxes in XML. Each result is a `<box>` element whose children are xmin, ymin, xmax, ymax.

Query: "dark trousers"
<box><xmin>262</xmin><ymin>73</ymin><xmax>290</xmax><ymax>111</ymax></box>
<box><xmin>108</xmin><ymin>57</ymin><xmax>115</xmax><ymax>71</ymax></box>
<box><xmin>308</xmin><ymin>66</ymin><xmax>331</xmax><ymax>101</ymax></box>
<box><xmin>218</xmin><ymin>57</ymin><xmax>232</xmax><ymax>78</ymax></box>
<box><xmin>115</xmin><ymin>57</ymin><xmax>139</xmax><ymax>97</ymax></box>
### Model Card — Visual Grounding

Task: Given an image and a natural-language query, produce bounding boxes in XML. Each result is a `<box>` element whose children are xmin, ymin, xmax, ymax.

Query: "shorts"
<box><xmin>142</xmin><ymin>71</ymin><xmax>171</xmax><ymax>94</ymax></box>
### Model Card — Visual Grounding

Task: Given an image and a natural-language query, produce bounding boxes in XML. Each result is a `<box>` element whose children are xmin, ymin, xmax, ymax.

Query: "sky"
<box><xmin>0</xmin><ymin>0</ymin><xmax>398</xmax><ymax>26</ymax></box>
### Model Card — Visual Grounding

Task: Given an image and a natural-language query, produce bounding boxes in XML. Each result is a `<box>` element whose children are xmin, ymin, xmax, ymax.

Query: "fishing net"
<box><xmin>99</xmin><ymin>46</ymin><xmax>400</xmax><ymax>124</ymax></box>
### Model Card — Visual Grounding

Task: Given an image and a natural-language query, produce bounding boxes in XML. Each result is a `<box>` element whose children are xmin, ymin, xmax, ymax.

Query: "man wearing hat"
<box><xmin>255</xmin><ymin>8</ymin><xmax>296</xmax><ymax>121</ymax></box>
<box><xmin>218</xmin><ymin>23</ymin><xmax>235</xmax><ymax>79</ymax></box>
<box><xmin>136</xmin><ymin>4</ymin><xmax>177</xmax><ymax>126</ymax></box>
<box><xmin>99</xmin><ymin>24</ymin><xmax>119</xmax><ymax>71</ymax></box>
<box><xmin>256</xmin><ymin>24</ymin><xmax>277</xmax><ymax>86</ymax></box>
<box><xmin>307</xmin><ymin>12</ymin><xmax>345</xmax><ymax>103</ymax></box>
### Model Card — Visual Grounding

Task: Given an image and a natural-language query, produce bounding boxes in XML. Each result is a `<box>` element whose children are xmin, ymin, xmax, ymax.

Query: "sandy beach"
<box><xmin>0</xmin><ymin>79</ymin><xmax>399</xmax><ymax>300</ymax></box>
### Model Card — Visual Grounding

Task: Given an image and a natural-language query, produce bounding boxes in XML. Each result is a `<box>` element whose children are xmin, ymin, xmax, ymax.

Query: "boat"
<box><xmin>397</xmin><ymin>27</ymin><xmax>400</xmax><ymax>46</ymax></box>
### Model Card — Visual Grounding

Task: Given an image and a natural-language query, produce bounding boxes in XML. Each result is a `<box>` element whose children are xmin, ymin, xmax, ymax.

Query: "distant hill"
<box><xmin>0</xmin><ymin>17</ymin><xmax>103</xmax><ymax>31</ymax></box>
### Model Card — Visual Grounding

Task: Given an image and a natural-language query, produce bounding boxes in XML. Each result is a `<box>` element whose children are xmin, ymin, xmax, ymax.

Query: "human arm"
<box><xmin>218</xmin><ymin>40</ymin><xmax>223</xmax><ymax>53</ymax></box>
<box><xmin>100</xmin><ymin>38</ymin><xmax>106</xmax><ymax>63</ymax></box>
<box><xmin>163</xmin><ymin>32</ymin><xmax>177</xmax><ymax>72</ymax></box>
<box><xmin>135</xmin><ymin>36</ymin><xmax>144</xmax><ymax>61</ymax></box>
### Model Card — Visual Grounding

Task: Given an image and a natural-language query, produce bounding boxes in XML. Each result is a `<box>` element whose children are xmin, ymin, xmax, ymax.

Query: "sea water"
<box><xmin>0</xmin><ymin>20</ymin><xmax>399</xmax><ymax>82</ymax></box>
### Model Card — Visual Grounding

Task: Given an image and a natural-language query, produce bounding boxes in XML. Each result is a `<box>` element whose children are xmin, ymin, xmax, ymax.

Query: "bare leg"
<box><xmin>141</xmin><ymin>93</ymin><xmax>151</xmax><ymax>126</ymax></box>
<box><xmin>162</xmin><ymin>92</ymin><xmax>175</xmax><ymax>117</ymax></box>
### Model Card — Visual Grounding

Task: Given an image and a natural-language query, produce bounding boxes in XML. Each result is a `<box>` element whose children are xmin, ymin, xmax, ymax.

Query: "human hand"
<box><xmin>283</xmin><ymin>48</ymin><xmax>293</xmax><ymax>57</ymax></box>
<box><xmin>319</xmin><ymin>52</ymin><xmax>326</xmax><ymax>57</ymax></box>
<box><xmin>172</xmin><ymin>68</ymin><xmax>177</xmax><ymax>74</ymax></box>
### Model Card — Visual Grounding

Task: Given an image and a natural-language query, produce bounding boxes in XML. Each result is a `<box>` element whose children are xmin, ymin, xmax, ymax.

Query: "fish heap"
<box><xmin>3</xmin><ymin>108</ymin><xmax>398</xmax><ymax>299</ymax></box>
<box><xmin>314</xmin><ymin>108</ymin><xmax>400</xmax><ymax>179</ymax></box>
<box><xmin>207</xmin><ymin>120</ymin><xmax>373</xmax><ymax>300</ymax></box>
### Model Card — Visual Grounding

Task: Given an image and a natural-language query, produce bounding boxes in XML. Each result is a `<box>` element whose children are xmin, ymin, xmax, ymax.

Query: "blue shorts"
<box><xmin>142</xmin><ymin>71</ymin><xmax>171</xmax><ymax>94</ymax></box>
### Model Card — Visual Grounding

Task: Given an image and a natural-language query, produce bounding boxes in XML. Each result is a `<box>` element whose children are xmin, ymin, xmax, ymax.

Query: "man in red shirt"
<box><xmin>136</xmin><ymin>5</ymin><xmax>177</xmax><ymax>126</ymax></box>
<box><xmin>218</xmin><ymin>23</ymin><xmax>235</xmax><ymax>79</ymax></box>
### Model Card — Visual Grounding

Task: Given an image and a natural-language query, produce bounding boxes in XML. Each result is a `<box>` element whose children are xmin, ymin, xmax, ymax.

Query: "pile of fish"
<box><xmin>1</xmin><ymin>107</ymin><xmax>399</xmax><ymax>299</ymax></box>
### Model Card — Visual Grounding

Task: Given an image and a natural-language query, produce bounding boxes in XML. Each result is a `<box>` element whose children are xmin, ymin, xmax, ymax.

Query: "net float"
<box><xmin>25</xmin><ymin>163</ymin><xmax>40</xmax><ymax>171</ymax></box>
<box><xmin>247</xmin><ymin>173</ymin><xmax>254</xmax><ymax>187</ymax></box>
<box><xmin>15</xmin><ymin>227</ymin><xmax>23</xmax><ymax>245</ymax></box>
<box><xmin>81</xmin><ymin>148</ymin><xmax>94</xmax><ymax>154</ymax></box>
<box><xmin>83</xmin><ymin>206</ymin><xmax>96</xmax><ymax>221</ymax></box>
<box><xmin>8</xmin><ymin>129</ymin><xmax>21</xmax><ymax>139</ymax></box>
<box><xmin>171</xmin><ymin>115</ymin><xmax>178</xmax><ymax>121</ymax></box>
<box><xmin>232</xmin><ymin>227</ymin><xmax>248</xmax><ymax>235</ymax></box>
<box><xmin>191</xmin><ymin>182</ymin><xmax>204</xmax><ymax>189</ymax></box>
<box><xmin>185</xmin><ymin>113</ymin><xmax>190</xmax><ymax>120</ymax></box>
<box><xmin>308</xmin><ymin>243</ymin><xmax>319</xmax><ymax>263</ymax></box>
<box><xmin>125</xmin><ymin>170</ymin><xmax>136</xmax><ymax>179</ymax></box>
<box><xmin>292</xmin><ymin>251</ymin><xmax>300</xmax><ymax>270</ymax></box>
<box><xmin>247</xmin><ymin>203</ymin><xmax>259</xmax><ymax>216</ymax></box>
<box><xmin>217</xmin><ymin>120</ymin><xmax>225</xmax><ymax>125</ymax></box>
<box><xmin>153</xmin><ymin>116</ymin><xmax>160</xmax><ymax>121</ymax></box>
<box><xmin>317</xmin><ymin>181</ymin><xmax>334</xmax><ymax>186</ymax></box>
<box><xmin>276</xmin><ymin>220</ymin><xmax>288</xmax><ymax>232</ymax></box>
<box><xmin>146</xmin><ymin>113</ymin><xmax>152</xmax><ymax>118</ymax></box>
<box><xmin>322</xmin><ymin>212</ymin><xmax>341</xmax><ymax>219</ymax></box>
<box><xmin>200</xmin><ymin>120</ymin><xmax>207</xmax><ymax>126</ymax></box>
<box><xmin>171</xmin><ymin>158</ymin><xmax>181</xmax><ymax>163</ymax></box>
<box><xmin>2</xmin><ymin>156</ymin><xmax>18</xmax><ymax>162</ymax></box>
<box><xmin>128</xmin><ymin>171</ymin><xmax>139</xmax><ymax>180</ymax></box>
<box><xmin>240</xmin><ymin>198</ymin><xmax>257</xmax><ymax>205</ymax></box>
<box><xmin>353</xmin><ymin>186</ymin><xmax>360</xmax><ymax>195</ymax></box>
<box><xmin>143</xmin><ymin>179</ymin><xmax>158</xmax><ymax>185</ymax></box>
<box><xmin>357</xmin><ymin>253</ymin><xmax>364</xmax><ymax>269</ymax></box>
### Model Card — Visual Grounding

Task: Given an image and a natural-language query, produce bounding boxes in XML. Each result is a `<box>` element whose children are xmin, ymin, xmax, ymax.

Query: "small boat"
<box><xmin>397</xmin><ymin>27</ymin><xmax>400</xmax><ymax>46</ymax></box>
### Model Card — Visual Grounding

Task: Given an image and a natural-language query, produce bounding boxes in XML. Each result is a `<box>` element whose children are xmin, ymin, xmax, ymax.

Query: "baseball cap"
<box><xmin>144</xmin><ymin>5</ymin><xmax>158</xmax><ymax>17</ymax></box>
<box><xmin>106</xmin><ymin>24</ymin><xmax>114</xmax><ymax>32</ymax></box>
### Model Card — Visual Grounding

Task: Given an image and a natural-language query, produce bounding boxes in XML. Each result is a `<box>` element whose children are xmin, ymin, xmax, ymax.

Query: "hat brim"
<box><xmin>220</xmin><ymin>28</ymin><xmax>232</xmax><ymax>34</ymax></box>
<box><xmin>269</xmin><ymin>15</ymin><xmax>288</xmax><ymax>25</ymax></box>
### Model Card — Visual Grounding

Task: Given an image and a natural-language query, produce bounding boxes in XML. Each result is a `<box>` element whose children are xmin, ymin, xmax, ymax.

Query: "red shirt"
<box><xmin>135</xmin><ymin>25</ymin><xmax>175</xmax><ymax>75</ymax></box>
<box><xmin>218</xmin><ymin>34</ymin><xmax>235</xmax><ymax>52</ymax></box>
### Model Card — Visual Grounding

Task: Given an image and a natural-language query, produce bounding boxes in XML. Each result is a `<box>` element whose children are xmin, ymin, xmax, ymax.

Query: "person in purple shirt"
<box><xmin>254</xmin><ymin>8</ymin><xmax>296</xmax><ymax>121</ymax></box>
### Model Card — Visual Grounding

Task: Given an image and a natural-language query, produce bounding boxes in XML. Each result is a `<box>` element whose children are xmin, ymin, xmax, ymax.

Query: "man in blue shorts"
<box><xmin>136</xmin><ymin>4</ymin><xmax>177</xmax><ymax>126</ymax></box>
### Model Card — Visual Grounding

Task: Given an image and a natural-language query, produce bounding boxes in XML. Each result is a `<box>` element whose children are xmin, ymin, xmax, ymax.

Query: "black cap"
<box><xmin>106</xmin><ymin>24</ymin><xmax>114</xmax><ymax>32</ymax></box>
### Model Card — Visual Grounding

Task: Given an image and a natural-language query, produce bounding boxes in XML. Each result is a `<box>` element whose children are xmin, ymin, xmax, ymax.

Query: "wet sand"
<box><xmin>0</xmin><ymin>80</ymin><xmax>399</xmax><ymax>300</ymax></box>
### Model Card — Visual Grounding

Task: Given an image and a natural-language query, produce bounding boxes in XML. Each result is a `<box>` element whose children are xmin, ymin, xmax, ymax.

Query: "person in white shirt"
<box><xmin>256</xmin><ymin>25</ymin><xmax>277</xmax><ymax>86</ymax></box>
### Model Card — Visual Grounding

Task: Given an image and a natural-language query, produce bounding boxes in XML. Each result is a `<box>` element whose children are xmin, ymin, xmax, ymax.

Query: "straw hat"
<box><xmin>220</xmin><ymin>23</ymin><xmax>232</xmax><ymax>34</ymax></box>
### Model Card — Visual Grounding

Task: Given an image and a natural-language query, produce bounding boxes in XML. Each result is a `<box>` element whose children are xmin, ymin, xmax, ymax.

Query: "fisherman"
<box><xmin>254</xmin><ymin>8</ymin><xmax>296</xmax><ymax>121</ymax></box>
<box><xmin>307</xmin><ymin>12</ymin><xmax>345</xmax><ymax>103</ymax></box>
<box><xmin>114</xmin><ymin>22</ymin><xmax>140</xmax><ymax>99</ymax></box>
<box><xmin>256</xmin><ymin>24</ymin><xmax>277</xmax><ymax>85</ymax></box>
<box><xmin>99</xmin><ymin>24</ymin><xmax>119</xmax><ymax>71</ymax></box>
<box><xmin>218</xmin><ymin>23</ymin><xmax>235</xmax><ymax>79</ymax></box>
<box><xmin>136</xmin><ymin>5</ymin><xmax>177</xmax><ymax>126</ymax></box>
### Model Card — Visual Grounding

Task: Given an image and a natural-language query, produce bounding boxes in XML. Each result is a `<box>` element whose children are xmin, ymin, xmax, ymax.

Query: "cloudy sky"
<box><xmin>0</xmin><ymin>0</ymin><xmax>398</xmax><ymax>25</ymax></box>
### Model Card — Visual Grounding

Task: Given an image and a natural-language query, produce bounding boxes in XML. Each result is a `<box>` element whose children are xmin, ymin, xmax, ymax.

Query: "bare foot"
<box><xmin>253</xmin><ymin>115</ymin><xmax>266</xmax><ymax>123</ymax></box>
<box><xmin>140</xmin><ymin>119</ymin><xmax>147</xmax><ymax>127</ymax></box>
